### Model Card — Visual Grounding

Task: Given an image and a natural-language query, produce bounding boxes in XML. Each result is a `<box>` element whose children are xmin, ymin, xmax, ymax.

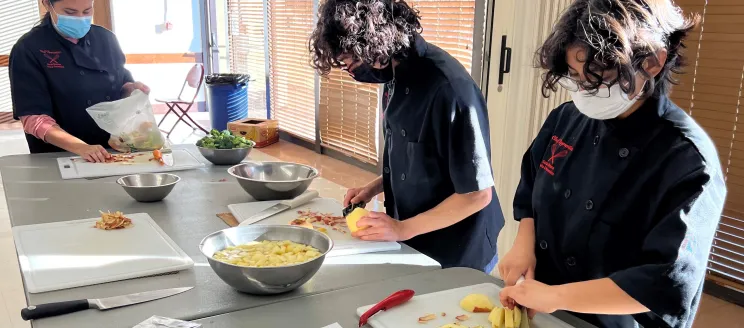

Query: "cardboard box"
<box><xmin>228</xmin><ymin>119</ymin><xmax>279</xmax><ymax>148</ymax></box>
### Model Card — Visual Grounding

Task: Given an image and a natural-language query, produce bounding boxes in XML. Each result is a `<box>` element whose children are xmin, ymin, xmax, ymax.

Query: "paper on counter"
<box><xmin>132</xmin><ymin>316</ymin><xmax>201</xmax><ymax>328</ymax></box>
<box><xmin>321</xmin><ymin>323</ymin><xmax>344</xmax><ymax>328</ymax></box>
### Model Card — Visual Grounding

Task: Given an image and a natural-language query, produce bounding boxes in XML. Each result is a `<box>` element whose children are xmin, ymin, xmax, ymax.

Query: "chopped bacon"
<box><xmin>456</xmin><ymin>314</ymin><xmax>469</xmax><ymax>321</ymax></box>
<box><xmin>296</xmin><ymin>210</ymin><xmax>349</xmax><ymax>233</ymax></box>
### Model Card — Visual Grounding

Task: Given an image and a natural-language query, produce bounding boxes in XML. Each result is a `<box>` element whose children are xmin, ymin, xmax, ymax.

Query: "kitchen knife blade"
<box><xmin>158</xmin><ymin>148</ymin><xmax>174</xmax><ymax>167</ymax></box>
<box><xmin>21</xmin><ymin>286</ymin><xmax>193</xmax><ymax>321</ymax></box>
<box><xmin>240</xmin><ymin>190</ymin><xmax>320</xmax><ymax>225</ymax></box>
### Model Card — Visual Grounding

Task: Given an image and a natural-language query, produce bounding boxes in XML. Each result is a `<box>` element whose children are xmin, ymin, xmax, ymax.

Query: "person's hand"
<box><xmin>122</xmin><ymin>82</ymin><xmax>151</xmax><ymax>97</ymax></box>
<box><xmin>497</xmin><ymin>238</ymin><xmax>536</xmax><ymax>312</ymax></box>
<box><xmin>343</xmin><ymin>186</ymin><xmax>376</xmax><ymax>207</ymax></box>
<box><xmin>75</xmin><ymin>144</ymin><xmax>111</xmax><ymax>163</ymax></box>
<box><xmin>108</xmin><ymin>136</ymin><xmax>131</xmax><ymax>153</ymax></box>
<box><xmin>351</xmin><ymin>211</ymin><xmax>410</xmax><ymax>241</ymax></box>
<box><xmin>500</xmin><ymin>279</ymin><xmax>562</xmax><ymax>316</ymax></box>
<box><xmin>498</xmin><ymin>241</ymin><xmax>536</xmax><ymax>287</ymax></box>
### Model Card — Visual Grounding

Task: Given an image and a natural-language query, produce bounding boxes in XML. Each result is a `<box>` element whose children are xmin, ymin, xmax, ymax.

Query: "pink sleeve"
<box><xmin>20</xmin><ymin>115</ymin><xmax>59</xmax><ymax>142</ymax></box>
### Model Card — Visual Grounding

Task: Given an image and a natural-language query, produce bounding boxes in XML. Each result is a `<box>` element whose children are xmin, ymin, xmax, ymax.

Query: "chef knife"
<box><xmin>20</xmin><ymin>286</ymin><xmax>193</xmax><ymax>321</ymax></box>
<box><xmin>240</xmin><ymin>190</ymin><xmax>320</xmax><ymax>225</ymax></box>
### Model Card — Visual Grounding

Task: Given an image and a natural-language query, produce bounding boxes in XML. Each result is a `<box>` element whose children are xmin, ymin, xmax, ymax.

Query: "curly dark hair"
<box><xmin>537</xmin><ymin>0</ymin><xmax>700</xmax><ymax>98</ymax></box>
<box><xmin>309</xmin><ymin>0</ymin><xmax>422</xmax><ymax>75</ymax></box>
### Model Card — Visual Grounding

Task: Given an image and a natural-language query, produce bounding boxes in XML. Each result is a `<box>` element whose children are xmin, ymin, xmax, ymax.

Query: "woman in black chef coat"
<box><xmin>498</xmin><ymin>1</ymin><xmax>726</xmax><ymax>327</ymax></box>
<box><xmin>10</xmin><ymin>0</ymin><xmax>149</xmax><ymax>161</ymax></box>
<box><xmin>309</xmin><ymin>0</ymin><xmax>504</xmax><ymax>271</ymax></box>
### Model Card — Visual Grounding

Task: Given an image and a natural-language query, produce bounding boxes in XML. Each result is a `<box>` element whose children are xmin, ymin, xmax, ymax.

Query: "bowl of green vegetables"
<box><xmin>196</xmin><ymin>129</ymin><xmax>256</xmax><ymax>165</ymax></box>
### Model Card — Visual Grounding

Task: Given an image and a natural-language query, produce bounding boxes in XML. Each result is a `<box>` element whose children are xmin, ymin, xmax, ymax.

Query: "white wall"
<box><xmin>112</xmin><ymin>0</ymin><xmax>203</xmax><ymax>54</ymax></box>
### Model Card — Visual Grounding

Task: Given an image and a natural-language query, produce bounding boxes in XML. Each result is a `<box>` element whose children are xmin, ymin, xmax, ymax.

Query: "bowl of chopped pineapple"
<box><xmin>199</xmin><ymin>225</ymin><xmax>333</xmax><ymax>294</ymax></box>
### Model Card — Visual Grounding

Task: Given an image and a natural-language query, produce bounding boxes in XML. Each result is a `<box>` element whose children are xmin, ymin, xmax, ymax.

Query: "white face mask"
<box><xmin>564</xmin><ymin>79</ymin><xmax>643</xmax><ymax>120</ymax></box>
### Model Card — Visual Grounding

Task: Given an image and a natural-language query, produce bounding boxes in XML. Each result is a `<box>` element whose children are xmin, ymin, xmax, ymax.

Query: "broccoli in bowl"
<box><xmin>197</xmin><ymin>129</ymin><xmax>255</xmax><ymax>149</ymax></box>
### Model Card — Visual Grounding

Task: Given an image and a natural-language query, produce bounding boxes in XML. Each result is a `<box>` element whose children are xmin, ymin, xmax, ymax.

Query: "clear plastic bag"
<box><xmin>86</xmin><ymin>90</ymin><xmax>166</xmax><ymax>152</ymax></box>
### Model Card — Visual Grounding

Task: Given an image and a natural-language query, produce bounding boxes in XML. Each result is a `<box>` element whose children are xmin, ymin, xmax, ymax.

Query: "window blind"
<box><xmin>0</xmin><ymin>0</ymin><xmax>40</xmax><ymax>113</ymax></box>
<box><xmin>267</xmin><ymin>0</ymin><xmax>316</xmax><ymax>141</ymax></box>
<box><xmin>408</xmin><ymin>0</ymin><xmax>476</xmax><ymax>73</ymax></box>
<box><xmin>227</xmin><ymin>0</ymin><xmax>268</xmax><ymax>119</ymax></box>
<box><xmin>319</xmin><ymin>70</ymin><xmax>380</xmax><ymax>164</ymax></box>
<box><xmin>670</xmin><ymin>0</ymin><xmax>744</xmax><ymax>288</ymax></box>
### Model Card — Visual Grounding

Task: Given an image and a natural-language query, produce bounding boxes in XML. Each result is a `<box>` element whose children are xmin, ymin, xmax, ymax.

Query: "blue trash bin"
<box><xmin>205</xmin><ymin>74</ymin><xmax>250</xmax><ymax>131</ymax></box>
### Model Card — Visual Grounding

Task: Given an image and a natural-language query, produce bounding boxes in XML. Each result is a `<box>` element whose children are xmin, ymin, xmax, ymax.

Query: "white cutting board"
<box><xmin>229</xmin><ymin>198</ymin><xmax>401</xmax><ymax>257</ymax></box>
<box><xmin>12</xmin><ymin>213</ymin><xmax>194</xmax><ymax>293</ymax></box>
<box><xmin>57</xmin><ymin>148</ymin><xmax>205</xmax><ymax>179</ymax></box>
<box><xmin>356</xmin><ymin>283</ymin><xmax>575</xmax><ymax>328</ymax></box>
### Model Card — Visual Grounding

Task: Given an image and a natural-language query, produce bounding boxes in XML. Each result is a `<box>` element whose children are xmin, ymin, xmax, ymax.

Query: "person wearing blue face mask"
<box><xmin>9</xmin><ymin>0</ymin><xmax>150</xmax><ymax>161</ymax></box>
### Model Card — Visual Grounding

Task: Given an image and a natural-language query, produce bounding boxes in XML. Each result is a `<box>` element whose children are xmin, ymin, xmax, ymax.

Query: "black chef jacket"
<box><xmin>381</xmin><ymin>34</ymin><xmax>504</xmax><ymax>270</ymax></box>
<box><xmin>514</xmin><ymin>95</ymin><xmax>726</xmax><ymax>328</ymax></box>
<box><xmin>9</xmin><ymin>16</ymin><xmax>133</xmax><ymax>153</ymax></box>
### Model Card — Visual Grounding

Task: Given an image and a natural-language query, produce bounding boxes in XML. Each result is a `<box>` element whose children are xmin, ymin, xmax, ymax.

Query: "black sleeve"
<box><xmin>9</xmin><ymin>42</ymin><xmax>53</xmax><ymax>120</ymax></box>
<box><xmin>110</xmin><ymin>31</ymin><xmax>134</xmax><ymax>84</ymax></box>
<box><xmin>609</xmin><ymin>157</ymin><xmax>726</xmax><ymax>326</ymax></box>
<box><xmin>438</xmin><ymin>82</ymin><xmax>494</xmax><ymax>194</ymax></box>
<box><xmin>513</xmin><ymin>105</ymin><xmax>562</xmax><ymax>221</ymax></box>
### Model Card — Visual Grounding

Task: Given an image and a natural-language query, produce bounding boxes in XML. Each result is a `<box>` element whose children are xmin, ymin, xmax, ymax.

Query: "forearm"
<box><xmin>44</xmin><ymin>126</ymin><xmax>89</xmax><ymax>153</ymax></box>
<box><xmin>402</xmin><ymin>188</ymin><xmax>492</xmax><ymax>239</ymax></box>
<box><xmin>365</xmin><ymin>176</ymin><xmax>384</xmax><ymax>196</ymax></box>
<box><xmin>514</xmin><ymin>218</ymin><xmax>536</xmax><ymax>248</ymax></box>
<box><xmin>556</xmin><ymin>278</ymin><xmax>649</xmax><ymax>315</ymax></box>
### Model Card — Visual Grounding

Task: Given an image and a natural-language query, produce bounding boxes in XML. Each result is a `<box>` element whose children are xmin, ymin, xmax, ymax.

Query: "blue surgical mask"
<box><xmin>52</xmin><ymin>7</ymin><xmax>92</xmax><ymax>39</ymax></box>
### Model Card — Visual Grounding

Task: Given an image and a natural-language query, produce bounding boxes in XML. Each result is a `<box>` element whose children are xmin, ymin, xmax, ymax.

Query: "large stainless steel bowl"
<box><xmin>197</xmin><ymin>146</ymin><xmax>252</xmax><ymax>166</ymax></box>
<box><xmin>199</xmin><ymin>225</ymin><xmax>333</xmax><ymax>295</ymax></box>
<box><xmin>116</xmin><ymin>173</ymin><xmax>180</xmax><ymax>202</ymax></box>
<box><xmin>228</xmin><ymin>162</ymin><xmax>318</xmax><ymax>201</ymax></box>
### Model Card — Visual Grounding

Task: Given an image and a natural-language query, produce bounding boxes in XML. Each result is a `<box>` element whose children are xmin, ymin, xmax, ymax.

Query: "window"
<box><xmin>223</xmin><ymin>0</ymin><xmax>486</xmax><ymax>167</ymax></box>
<box><xmin>408</xmin><ymin>0</ymin><xmax>476</xmax><ymax>73</ymax></box>
<box><xmin>266</xmin><ymin>0</ymin><xmax>316</xmax><ymax>141</ymax></box>
<box><xmin>319</xmin><ymin>71</ymin><xmax>380</xmax><ymax>164</ymax></box>
<box><xmin>227</xmin><ymin>0</ymin><xmax>268</xmax><ymax>119</ymax></box>
<box><xmin>0</xmin><ymin>0</ymin><xmax>41</xmax><ymax>114</ymax></box>
<box><xmin>670</xmin><ymin>0</ymin><xmax>744</xmax><ymax>289</ymax></box>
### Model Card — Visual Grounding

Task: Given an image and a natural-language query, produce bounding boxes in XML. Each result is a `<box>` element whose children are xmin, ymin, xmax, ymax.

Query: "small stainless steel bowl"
<box><xmin>199</xmin><ymin>225</ymin><xmax>333</xmax><ymax>295</ymax></box>
<box><xmin>116</xmin><ymin>173</ymin><xmax>180</xmax><ymax>202</ymax></box>
<box><xmin>228</xmin><ymin>162</ymin><xmax>318</xmax><ymax>201</ymax></box>
<box><xmin>197</xmin><ymin>146</ymin><xmax>252</xmax><ymax>166</ymax></box>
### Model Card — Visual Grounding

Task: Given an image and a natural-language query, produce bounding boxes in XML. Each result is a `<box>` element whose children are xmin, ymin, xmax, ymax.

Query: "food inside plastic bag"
<box><xmin>86</xmin><ymin>90</ymin><xmax>166</xmax><ymax>152</ymax></box>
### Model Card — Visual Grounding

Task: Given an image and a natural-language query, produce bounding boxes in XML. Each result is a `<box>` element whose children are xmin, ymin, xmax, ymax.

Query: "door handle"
<box><xmin>498</xmin><ymin>35</ymin><xmax>512</xmax><ymax>85</ymax></box>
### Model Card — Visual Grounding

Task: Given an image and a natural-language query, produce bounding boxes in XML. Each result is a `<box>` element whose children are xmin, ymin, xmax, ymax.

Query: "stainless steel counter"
<box><xmin>0</xmin><ymin>147</ymin><xmax>440</xmax><ymax>328</ymax></box>
<box><xmin>194</xmin><ymin>268</ymin><xmax>596</xmax><ymax>328</ymax></box>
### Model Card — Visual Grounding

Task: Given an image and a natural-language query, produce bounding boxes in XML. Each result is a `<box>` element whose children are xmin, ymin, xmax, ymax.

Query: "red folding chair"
<box><xmin>157</xmin><ymin>63</ymin><xmax>208</xmax><ymax>138</ymax></box>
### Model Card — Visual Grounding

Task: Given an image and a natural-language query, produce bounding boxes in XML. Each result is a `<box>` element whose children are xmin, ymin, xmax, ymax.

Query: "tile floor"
<box><xmin>0</xmin><ymin>116</ymin><xmax>741</xmax><ymax>327</ymax></box>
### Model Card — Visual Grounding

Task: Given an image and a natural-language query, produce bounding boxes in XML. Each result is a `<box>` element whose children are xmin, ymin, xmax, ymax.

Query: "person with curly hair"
<box><xmin>309</xmin><ymin>0</ymin><xmax>503</xmax><ymax>271</ymax></box>
<box><xmin>497</xmin><ymin>1</ymin><xmax>726</xmax><ymax>327</ymax></box>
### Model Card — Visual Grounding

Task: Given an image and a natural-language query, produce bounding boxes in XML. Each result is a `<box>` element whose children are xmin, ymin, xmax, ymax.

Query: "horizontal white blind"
<box><xmin>671</xmin><ymin>0</ymin><xmax>744</xmax><ymax>287</ymax></box>
<box><xmin>267</xmin><ymin>0</ymin><xmax>316</xmax><ymax>141</ymax></box>
<box><xmin>319</xmin><ymin>70</ymin><xmax>379</xmax><ymax>164</ymax></box>
<box><xmin>0</xmin><ymin>0</ymin><xmax>40</xmax><ymax>113</ymax></box>
<box><xmin>408</xmin><ymin>0</ymin><xmax>475</xmax><ymax>73</ymax></box>
<box><xmin>227</xmin><ymin>0</ymin><xmax>268</xmax><ymax>119</ymax></box>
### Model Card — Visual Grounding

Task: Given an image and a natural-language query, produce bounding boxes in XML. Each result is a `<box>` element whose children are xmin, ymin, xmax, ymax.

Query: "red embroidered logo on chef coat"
<box><xmin>540</xmin><ymin>136</ymin><xmax>574</xmax><ymax>176</ymax></box>
<box><xmin>40</xmin><ymin>50</ymin><xmax>64</xmax><ymax>69</ymax></box>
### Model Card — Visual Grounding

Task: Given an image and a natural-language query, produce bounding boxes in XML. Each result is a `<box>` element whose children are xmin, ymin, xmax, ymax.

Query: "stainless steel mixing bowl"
<box><xmin>228</xmin><ymin>162</ymin><xmax>318</xmax><ymax>201</ymax></box>
<box><xmin>199</xmin><ymin>225</ymin><xmax>333</xmax><ymax>295</ymax></box>
<box><xmin>197</xmin><ymin>146</ymin><xmax>252</xmax><ymax>166</ymax></box>
<box><xmin>116</xmin><ymin>173</ymin><xmax>180</xmax><ymax>202</ymax></box>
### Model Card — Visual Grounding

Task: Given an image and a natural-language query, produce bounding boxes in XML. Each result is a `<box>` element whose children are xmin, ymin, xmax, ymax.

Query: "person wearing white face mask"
<box><xmin>496</xmin><ymin>1</ymin><xmax>726</xmax><ymax>328</ymax></box>
<box><xmin>9</xmin><ymin>0</ymin><xmax>149</xmax><ymax>161</ymax></box>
